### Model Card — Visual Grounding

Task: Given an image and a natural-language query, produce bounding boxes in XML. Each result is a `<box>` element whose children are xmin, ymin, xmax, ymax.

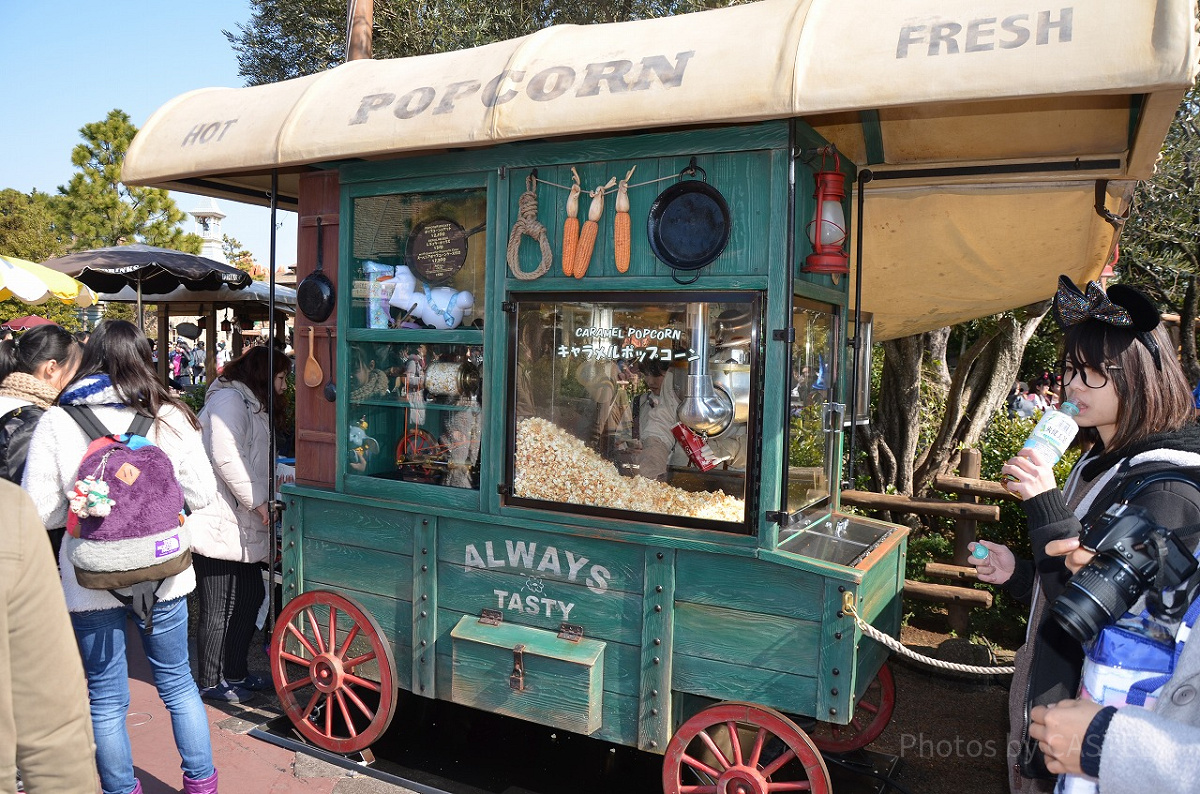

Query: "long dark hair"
<box><xmin>1063</xmin><ymin>321</ymin><xmax>1194</xmax><ymax>451</ymax></box>
<box><xmin>217</xmin><ymin>345</ymin><xmax>291</xmax><ymax>412</ymax></box>
<box><xmin>0</xmin><ymin>324</ymin><xmax>82</xmax><ymax>382</ymax></box>
<box><xmin>66</xmin><ymin>320</ymin><xmax>200</xmax><ymax>429</ymax></box>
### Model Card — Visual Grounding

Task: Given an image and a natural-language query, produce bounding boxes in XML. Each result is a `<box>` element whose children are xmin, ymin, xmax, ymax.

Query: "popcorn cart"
<box><xmin>122</xmin><ymin>0</ymin><xmax>1196</xmax><ymax>789</ymax></box>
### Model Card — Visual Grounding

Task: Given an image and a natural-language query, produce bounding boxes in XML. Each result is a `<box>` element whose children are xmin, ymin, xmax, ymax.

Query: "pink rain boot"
<box><xmin>182</xmin><ymin>770</ymin><xmax>218</xmax><ymax>794</ymax></box>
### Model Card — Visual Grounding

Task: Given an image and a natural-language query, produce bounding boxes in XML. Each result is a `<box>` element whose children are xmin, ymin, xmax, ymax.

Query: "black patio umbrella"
<box><xmin>43</xmin><ymin>244</ymin><xmax>252</xmax><ymax>327</ymax></box>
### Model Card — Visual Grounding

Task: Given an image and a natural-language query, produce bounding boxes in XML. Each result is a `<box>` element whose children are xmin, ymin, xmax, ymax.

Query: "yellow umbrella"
<box><xmin>0</xmin><ymin>255</ymin><xmax>97</xmax><ymax>307</ymax></box>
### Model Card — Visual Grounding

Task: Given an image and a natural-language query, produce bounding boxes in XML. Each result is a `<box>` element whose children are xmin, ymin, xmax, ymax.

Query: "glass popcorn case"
<box><xmin>505</xmin><ymin>293</ymin><xmax>760</xmax><ymax>531</ymax></box>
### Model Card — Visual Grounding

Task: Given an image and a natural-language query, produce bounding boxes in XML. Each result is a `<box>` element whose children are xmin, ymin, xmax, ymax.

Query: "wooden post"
<box><xmin>347</xmin><ymin>0</ymin><xmax>373</xmax><ymax>61</ymax></box>
<box><xmin>948</xmin><ymin>449</ymin><xmax>981</xmax><ymax>635</ymax></box>
<box><xmin>156</xmin><ymin>305</ymin><xmax>169</xmax><ymax>385</ymax></box>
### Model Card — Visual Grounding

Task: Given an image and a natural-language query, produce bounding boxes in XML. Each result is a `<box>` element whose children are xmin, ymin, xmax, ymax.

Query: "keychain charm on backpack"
<box><xmin>70</xmin><ymin>475</ymin><xmax>115</xmax><ymax>519</ymax></box>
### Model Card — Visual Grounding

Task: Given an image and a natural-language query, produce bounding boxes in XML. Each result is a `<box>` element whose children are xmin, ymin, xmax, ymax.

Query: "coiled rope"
<box><xmin>845</xmin><ymin>601</ymin><xmax>1015</xmax><ymax>676</ymax></box>
<box><xmin>507</xmin><ymin>175</ymin><xmax>553</xmax><ymax>280</ymax></box>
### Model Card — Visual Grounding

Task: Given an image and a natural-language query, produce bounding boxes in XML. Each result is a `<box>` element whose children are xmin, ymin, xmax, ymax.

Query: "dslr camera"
<box><xmin>1051</xmin><ymin>502</ymin><xmax>1198</xmax><ymax>644</ymax></box>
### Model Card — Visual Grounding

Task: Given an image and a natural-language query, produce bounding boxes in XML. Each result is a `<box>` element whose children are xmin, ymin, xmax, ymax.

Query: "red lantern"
<box><xmin>803</xmin><ymin>148</ymin><xmax>849</xmax><ymax>276</ymax></box>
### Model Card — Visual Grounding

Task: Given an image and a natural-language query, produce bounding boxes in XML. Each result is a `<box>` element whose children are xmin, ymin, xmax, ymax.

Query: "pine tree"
<box><xmin>56</xmin><ymin>109</ymin><xmax>200</xmax><ymax>253</ymax></box>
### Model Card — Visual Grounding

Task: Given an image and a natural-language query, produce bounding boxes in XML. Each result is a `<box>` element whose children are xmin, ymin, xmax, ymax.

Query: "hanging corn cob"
<box><xmin>614</xmin><ymin>166</ymin><xmax>636</xmax><ymax>273</ymax></box>
<box><xmin>561</xmin><ymin>168</ymin><xmax>582</xmax><ymax>276</ymax></box>
<box><xmin>573</xmin><ymin>176</ymin><xmax>617</xmax><ymax>279</ymax></box>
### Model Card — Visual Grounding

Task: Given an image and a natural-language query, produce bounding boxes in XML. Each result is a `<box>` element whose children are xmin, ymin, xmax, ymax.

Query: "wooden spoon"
<box><xmin>303</xmin><ymin>326</ymin><xmax>322</xmax><ymax>387</ymax></box>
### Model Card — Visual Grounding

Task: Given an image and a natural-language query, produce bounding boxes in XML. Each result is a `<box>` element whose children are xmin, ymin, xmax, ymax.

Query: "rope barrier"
<box><xmin>845</xmin><ymin>601</ymin><xmax>1015</xmax><ymax>676</ymax></box>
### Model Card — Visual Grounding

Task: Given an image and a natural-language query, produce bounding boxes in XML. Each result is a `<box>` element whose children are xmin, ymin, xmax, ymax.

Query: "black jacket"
<box><xmin>0</xmin><ymin>403</ymin><xmax>44</xmax><ymax>484</ymax></box>
<box><xmin>1005</xmin><ymin>422</ymin><xmax>1200</xmax><ymax>781</ymax></box>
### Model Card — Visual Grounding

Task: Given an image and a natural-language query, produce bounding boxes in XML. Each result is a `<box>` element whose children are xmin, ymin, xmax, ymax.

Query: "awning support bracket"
<box><xmin>1094</xmin><ymin>180</ymin><xmax>1130</xmax><ymax>230</ymax></box>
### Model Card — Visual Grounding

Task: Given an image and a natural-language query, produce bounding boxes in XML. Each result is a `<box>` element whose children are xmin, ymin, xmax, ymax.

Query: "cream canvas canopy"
<box><xmin>123</xmin><ymin>0</ymin><xmax>1199</xmax><ymax>339</ymax></box>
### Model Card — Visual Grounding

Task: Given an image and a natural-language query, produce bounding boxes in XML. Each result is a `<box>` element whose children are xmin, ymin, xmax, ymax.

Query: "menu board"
<box><xmin>406</xmin><ymin>218</ymin><xmax>468</xmax><ymax>285</ymax></box>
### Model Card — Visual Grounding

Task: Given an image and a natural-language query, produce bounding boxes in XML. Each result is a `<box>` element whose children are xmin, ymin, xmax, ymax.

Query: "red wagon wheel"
<box><xmin>269</xmin><ymin>590</ymin><xmax>398</xmax><ymax>754</ymax></box>
<box><xmin>808</xmin><ymin>663</ymin><xmax>896</xmax><ymax>754</ymax></box>
<box><xmin>663</xmin><ymin>702</ymin><xmax>831</xmax><ymax>794</ymax></box>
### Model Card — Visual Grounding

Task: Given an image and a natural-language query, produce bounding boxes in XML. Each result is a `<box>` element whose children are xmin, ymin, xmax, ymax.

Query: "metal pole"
<box><xmin>266</xmin><ymin>170</ymin><xmax>280</xmax><ymax>641</ymax></box>
<box><xmin>843</xmin><ymin>169</ymin><xmax>872</xmax><ymax>490</ymax></box>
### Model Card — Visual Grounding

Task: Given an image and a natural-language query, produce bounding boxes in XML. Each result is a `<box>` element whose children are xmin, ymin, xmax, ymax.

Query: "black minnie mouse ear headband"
<box><xmin>1052</xmin><ymin>274</ymin><xmax>1162</xmax><ymax>370</ymax></box>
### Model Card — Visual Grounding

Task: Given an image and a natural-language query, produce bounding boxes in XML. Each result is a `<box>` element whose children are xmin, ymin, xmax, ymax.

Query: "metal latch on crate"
<box><xmin>479</xmin><ymin>608</ymin><xmax>503</xmax><ymax>626</ymax></box>
<box><xmin>510</xmin><ymin>644</ymin><xmax>526</xmax><ymax>691</ymax></box>
<box><xmin>558</xmin><ymin>622</ymin><xmax>584</xmax><ymax>642</ymax></box>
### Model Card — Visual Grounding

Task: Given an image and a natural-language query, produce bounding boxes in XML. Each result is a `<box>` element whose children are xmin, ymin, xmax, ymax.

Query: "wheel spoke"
<box><xmin>340</xmin><ymin>681</ymin><xmax>376</xmax><ymax>720</ymax></box>
<box><xmin>300</xmin><ymin>690</ymin><xmax>321</xmax><ymax>722</ymax></box>
<box><xmin>697</xmin><ymin>730</ymin><xmax>732</xmax><ymax>771</ymax></box>
<box><xmin>342</xmin><ymin>650</ymin><xmax>377</xmax><ymax>671</ymax></box>
<box><xmin>848</xmin><ymin>716</ymin><xmax>866</xmax><ymax>732</ymax></box>
<box><xmin>725</xmin><ymin>721</ymin><xmax>744</xmax><ymax>766</ymax></box>
<box><xmin>748</xmin><ymin>727</ymin><xmax>768</xmax><ymax>768</ymax></box>
<box><xmin>329</xmin><ymin>608</ymin><xmax>338</xmax><ymax>656</ymax></box>
<box><xmin>680</xmin><ymin>785</ymin><xmax>718</xmax><ymax>794</ymax></box>
<box><xmin>305</xmin><ymin>607</ymin><xmax>327</xmax><ymax>654</ymax></box>
<box><xmin>280</xmin><ymin>650</ymin><xmax>314</xmax><ymax>669</ymax></box>
<box><xmin>343</xmin><ymin>672</ymin><xmax>383</xmax><ymax>693</ymax></box>
<box><xmin>324</xmin><ymin>692</ymin><xmax>334</xmax><ymax>737</ymax></box>
<box><xmin>285</xmin><ymin>622</ymin><xmax>319</xmax><ymax>659</ymax></box>
<box><xmin>681</xmin><ymin>753</ymin><xmax>723</xmax><ymax>780</ymax></box>
<box><xmin>282</xmin><ymin>677</ymin><xmax>310</xmax><ymax>694</ymax></box>
<box><xmin>337</xmin><ymin>624</ymin><xmax>362</xmax><ymax>659</ymax></box>
<box><xmin>765</xmin><ymin>782</ymin><xmax>812</xmax><ymax>792</ymax></box>
<box><xmin>858</xmin><ymin>700</ymin><xmax>880</xmax><ymax>715</ymax></box>
<box><xmin>335</xmin><ymin>690</ymin><xmax>357</xmax><ymax>738</ymax></box>
<box><xmin>760</xmin><ymin>746</ymin><xmax>797</xmax><ymax>779</ymax></box>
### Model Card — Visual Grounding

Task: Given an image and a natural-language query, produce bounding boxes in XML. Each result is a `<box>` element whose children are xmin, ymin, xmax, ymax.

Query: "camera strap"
<box><xmin>1114</xmin><ymin>468</ymin><xmax>1200</xmax><ymax>621</ymax></box>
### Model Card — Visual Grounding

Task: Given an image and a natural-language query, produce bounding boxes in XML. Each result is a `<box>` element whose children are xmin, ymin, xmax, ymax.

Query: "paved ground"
<box><xmin>125</xmin><ymin>621</ymin><xmax>418</xmax><ymax>794</ymax></box>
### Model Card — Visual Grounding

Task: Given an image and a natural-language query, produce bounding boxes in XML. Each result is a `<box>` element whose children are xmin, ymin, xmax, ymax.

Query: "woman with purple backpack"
<box><xmin>21</xmin><ymin>320</ymin><xmax>221</xmax><ymax>794</ymax></box>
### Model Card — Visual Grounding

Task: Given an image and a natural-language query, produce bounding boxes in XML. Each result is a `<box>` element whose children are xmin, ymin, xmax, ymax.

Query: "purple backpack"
<box><xmin>64</xmin><ymin>405</ymin><xmax>190</xmax><ymax>630</ymax></box>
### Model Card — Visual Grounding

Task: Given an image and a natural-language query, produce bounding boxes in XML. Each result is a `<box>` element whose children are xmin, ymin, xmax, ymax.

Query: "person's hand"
<box><xmin>968</xmin><ymin>541</ymin><xmax>1016</xmax><ymax>584</ymax></box>
<box><xmin>1045</xmin><ymin>537</ymin><xmax>1096</xmax><ymax>574</ymax></box>
<box><xmin>1029</xmin><ymin>699</ymin><xmax>1104</xmax><ymax>777</ymax></box>
<box><xmin>1001</xmin><ymin>447</ymin><xmax>1059</xmax><ymax>500</ymax></box>
<box><xmin>253</xmin><ymin>503</ymin><xmax>270</xmax><ymax>525</ymax></box>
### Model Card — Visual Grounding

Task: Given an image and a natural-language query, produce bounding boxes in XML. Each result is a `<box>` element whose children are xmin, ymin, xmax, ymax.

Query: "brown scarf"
<box><xmin>0</xmin><ymin>372</ymin><xmax>61</xmax><ymax>410</ymax></box>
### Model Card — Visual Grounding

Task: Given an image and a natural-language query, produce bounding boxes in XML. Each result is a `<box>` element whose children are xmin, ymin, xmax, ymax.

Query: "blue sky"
<box><xmin>0</xmin><ymin>0</ymin><xmax>297</xmax><ymax>269</ymax></box>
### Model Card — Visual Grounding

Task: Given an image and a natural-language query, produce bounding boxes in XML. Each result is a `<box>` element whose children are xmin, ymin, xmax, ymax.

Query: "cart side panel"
<box><xmin>434</xmin><ymin>518</ymin><xmax>649</xmax><ymax>746</ymax></box>
<box><xmin>291</xmin><ymin>494</ymin><xmax>417</xmax><ymax>691</ymax></box>
<box><xmin>672</xmin><ymin>551</ymin><xmax>827</xmax><ymax>717</ymax></box>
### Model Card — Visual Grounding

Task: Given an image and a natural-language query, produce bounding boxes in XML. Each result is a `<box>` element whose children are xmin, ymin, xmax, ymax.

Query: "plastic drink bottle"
<box><xmin>971</xmin><ymin>544</ymin><xmax>990</xmax><ymax>561</ymax></box>
<box><xmin>1022</xmin><ymin>401</ymin><xmax>1080</xmax><ymax>465</ymax></box>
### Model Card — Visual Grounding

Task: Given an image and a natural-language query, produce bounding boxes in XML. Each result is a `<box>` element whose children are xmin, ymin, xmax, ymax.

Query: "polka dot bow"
<box><xmin>1052</xmin><ymin>275</ymin><xmax>1132</xmax><ymax>329</ymax></box>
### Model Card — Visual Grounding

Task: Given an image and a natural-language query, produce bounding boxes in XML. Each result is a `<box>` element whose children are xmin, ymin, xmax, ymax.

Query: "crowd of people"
<box><xmin>0</xmin><ymin>319</ymin><xmax>288</xmax><ymax>794</ymax></box>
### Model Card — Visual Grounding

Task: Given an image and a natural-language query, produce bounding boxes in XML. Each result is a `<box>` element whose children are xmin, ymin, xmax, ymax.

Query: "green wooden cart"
<box><xmin>271</xmin><ymin>119</ymin><xmax>908</xmax><ymax>793</ymax></box>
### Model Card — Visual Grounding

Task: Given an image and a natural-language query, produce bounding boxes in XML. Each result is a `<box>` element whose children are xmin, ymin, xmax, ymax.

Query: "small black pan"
<box><xmin>297</xmin><ymin>216</ymin><xmax>335</xmax><ymax>323</ymax></box>
<box><xmin>647</xmin><ymin>162</ymin><xmax>731</xmax><ymax>277</ymax></box>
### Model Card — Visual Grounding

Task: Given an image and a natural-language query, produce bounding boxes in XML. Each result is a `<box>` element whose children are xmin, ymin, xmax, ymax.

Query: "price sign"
<box><xmin>406</xmin><ymin>218</ymin><xmax>468</xmax><ymax>285</ymax></box>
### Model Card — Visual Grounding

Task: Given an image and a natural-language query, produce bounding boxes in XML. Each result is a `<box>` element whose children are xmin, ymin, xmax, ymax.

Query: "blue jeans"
<box><xmin>71</xmin><ymin>596</ymin><xmax>214</xmax><ymax>794</ymax></box>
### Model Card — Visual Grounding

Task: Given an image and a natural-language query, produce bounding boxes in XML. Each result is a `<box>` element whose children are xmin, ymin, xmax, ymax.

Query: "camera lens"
<box><xmin>1051</xmin><ymin>557</ymin><xmax>1144</xmax><ymax>643</ymax></box>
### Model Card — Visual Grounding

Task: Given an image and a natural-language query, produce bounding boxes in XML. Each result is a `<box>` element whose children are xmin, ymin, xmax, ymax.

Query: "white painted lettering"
<box><xmin>525</xmin><ymin>595</ymin><xmax>541</xmax><ymax>614</ymax></box>
<box><xmin>565</xmin><ymin>551</ymin><xmax>589</xmax><ymax>582</ymax></box>
<box><xmin>507</xmin><ymin>540</ymin><xmax>537</xmax><ymax>569</ymax></box>
<box><xmin>540</xmin><ymin>597</ymin><xmax>557</xmax><ymax>617</ymax></box>
<box><xmin>559</xmin><ymin>601</ymin><xmax>575</xmax><ymax>621</ymax></box>
<box><xmin>537</xmin><ymin>546</ymin><xmax>562</xmax><ymax>575</ymax></box>
<box><xmin>494</xmin><ymin>589</ymin><xmax>508</xmax><ymax>607</ymax></box>
<box><xmin>486</xmin><ymin>541</ymin><xmax>505</xmax><ymax>568</ymax></box>
<box><xmin>464</xmin><ymin>544</ymin><xmax>486</xmax><ymax>569</ymax></box>
<box><xmin>586</xmin><ymin>565</ymin><xmax>611</xmax><ymax>594</ymax></box>
<box><xmin>507</xmin><ymin>593</ymin><xmax>524</xmax><ymax>611</ymax></box>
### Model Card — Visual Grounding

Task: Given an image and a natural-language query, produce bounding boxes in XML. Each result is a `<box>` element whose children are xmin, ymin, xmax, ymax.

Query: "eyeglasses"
<box><xmin>1059</xmin><ymin>362</ymin><xmax>1122</xmax><ymax>388</ymax></box>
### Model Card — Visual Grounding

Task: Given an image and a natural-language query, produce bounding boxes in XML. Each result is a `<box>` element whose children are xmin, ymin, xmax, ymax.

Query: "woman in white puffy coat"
<box><xmin>189</xmin><ymin>345</ymin><xmax>289</xmax><ymax>703</ymax></box>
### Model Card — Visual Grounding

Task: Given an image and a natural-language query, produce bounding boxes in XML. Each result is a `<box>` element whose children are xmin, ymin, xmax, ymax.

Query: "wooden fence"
<box><xmin>841</xmin><ymin>449</ymin><xmax>1019</xmax><ymax>634</ymax></box>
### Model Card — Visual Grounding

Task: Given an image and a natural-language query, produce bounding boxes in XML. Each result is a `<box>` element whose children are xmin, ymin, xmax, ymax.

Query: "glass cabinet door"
<box><xmin>349</xmin><ymin>188</ymin><xmax>487</xmax><ymax>332</ymax></box>
<box><xmin>345</xmin><ymin>341</ymin><xmax>484</xmax><ymax>489</ymax></box>
<box><xmin>506</xmin><ymin>293</ymin><xmax>760</xmax><ymax>531</ymax></box>
<box><xmin>785</xmin><ymin>296</ymin><xmax>839</xmax><ymax>516</ymax></box>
